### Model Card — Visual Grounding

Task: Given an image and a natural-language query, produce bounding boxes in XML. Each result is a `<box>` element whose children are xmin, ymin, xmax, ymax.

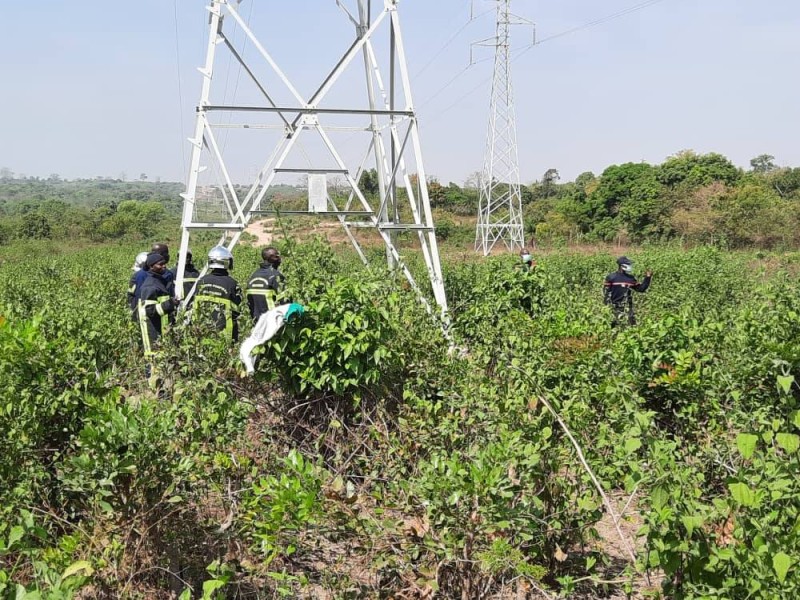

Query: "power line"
<box><xmin>414</xmin><ymin>1</ymin><xmax>494</xmax><ymax>79</ymax></box>
<box><xmin>417</xmin><ymin>0</ymin><xmax>672</xmax><ymax>120</ymax></box>
<box><xmin>417</xmin><ymin>63</ymin><xmax>474</xmax><ymax>111</ymax></box>
<box><xmin>517</xmin><ymin>0</ymin><xmax>669</xmax><ymax>59</ymax></box>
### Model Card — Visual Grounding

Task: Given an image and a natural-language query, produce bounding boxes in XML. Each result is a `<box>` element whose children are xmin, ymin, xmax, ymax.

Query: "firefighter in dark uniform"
<box><xmin>137</xmin><ymin>253</ymin><xmax>180</xmax><ymax>355</ymax></box>
<box><xmin>246</xmin><ymin>247</ymin><xmax>285</xmax><ymax>321</ymax></box>
<box><xmin>194</xmin><ymin>246</ymin><xmax>242</xmax><ymax>341</ymax></box>
<box><xmin>128</xmin><ymin>251</ymin><xmax>149</xmax><ymax>317</ymax></box>
<box><xmin>133</xmin><ymin>242</ymin><xmax>175</xmax><ymax>299</ymax></box>
<box><xmin>603</xmin><ymin>256</ymin><xmax>652</xmax><ymax>328</ymax></box>
<box><xmin>180</xmin><ymin>250</ymin><xmax>201</xmax><ymax>302</ymax></box>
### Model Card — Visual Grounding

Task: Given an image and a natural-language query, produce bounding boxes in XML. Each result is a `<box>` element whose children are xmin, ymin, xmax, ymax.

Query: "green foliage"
<box><xmin>241</xmin><ymin>450</ymin><xmax>324</xmax><ymax>565</ymax></box>
<box><xmin>18</xmin><ymin>213</ymin><xmax>52</xmax><ymax>240</ymax></box>
<box><xmin>260</xmin><ymin>275</ymin><xmax>402</xmax><ymax>398</ymax></box>
<box><xmin>0</xmin><ymin>178</ymin><xmax>182</xmax><ymax>243</ymax></box>
<box><xmin>2</xmin><ymin>240</ymin><xmax>800</xmax><ymax>598</ymax></box>
<box><xmin>518</xmin><ymin>149</ymin><xmax>800</xmax><ymax>248</ymax></box>
<box><xmin>587</xmin><ymin>162</ymin><xmax>665</xmax><ymax>241</ymax></box>
<box><xmin>750</xmin><ymin>154</ymin><xmax>778</xmax><ymax>174</ymax></box>
<box><xmin>643</xmin><ymin>414</ymin><xmax>800</xmax><ymax>599</ymax></box>
<box><xmin>0</xmin><ymin>511</ymin><xmax>93</xmax><ymax>599</ymax></box>
<box><xmin>659</xmin><ymin>150</ymin><xmax>741</xmax><ymax>188</ymax></box>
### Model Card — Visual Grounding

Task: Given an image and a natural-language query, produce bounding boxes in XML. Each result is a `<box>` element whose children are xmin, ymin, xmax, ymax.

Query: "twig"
<box><xmin>509</xmin><ymin>367</ymin><xmax>639</xmax><ymax>566</ymax></box>
<box><xmin>620</xmin><ymin>483</ymin><xmax>640</xmax><ymax>519</ymax></box>
<box><xmin>122</xmin><ymin>565</ymin><xmax>193</xmax><ymax>596</ymax></box>
<box><xmin>538</xmin><ymin>393</ymin><xmax>637</xmax><ymax>563</ymax></box>
<box><xmin>529</xmin><ymin>580</ymin><xmax>556</xmax><ymax>600</ymax></box>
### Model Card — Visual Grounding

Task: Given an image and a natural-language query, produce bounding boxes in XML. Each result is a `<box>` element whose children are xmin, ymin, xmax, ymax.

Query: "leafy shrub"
<box><xmin>241</xmin><ymin>450</ymin><xmax>324</xmax><ymax>565</ymax></box>
<box><xmin>260</xmin><ymin>276</ymin><xmax>402</xmax><ymax>398</ymax></box>
<box><xmin>644</xmin><ymin>411</ymin><xmax>800</xmax><ymax>598</ymax></box>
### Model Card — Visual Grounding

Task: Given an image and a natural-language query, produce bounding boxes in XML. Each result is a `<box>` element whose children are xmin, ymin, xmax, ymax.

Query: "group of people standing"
<box><xmin>520</xmin><ymin>249</ymin><xmax>653</xmax><ymax>327</ymax></box>
<box><xmin>128</xmin><ymin>243</ymin><xmax>285</xmax><ymax>356</ymax></box>
<box><xmin>129</xmin><ymin>241</ymin><xmax>652</xmax><ymax>358</ymax></box>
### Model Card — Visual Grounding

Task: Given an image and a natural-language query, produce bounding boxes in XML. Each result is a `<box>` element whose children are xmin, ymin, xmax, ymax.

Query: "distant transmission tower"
<box><xmin>474</xmin><ymin>0</ymin><xmax>528</xmax><ymax>255</ymax></box>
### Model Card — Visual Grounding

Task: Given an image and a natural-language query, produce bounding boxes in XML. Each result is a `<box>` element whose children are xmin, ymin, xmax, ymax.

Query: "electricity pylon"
<box><xmin>175</xmin><ymin>0</ymin><xmax>448</xmax><ymax>320</ymax></box>
<box><xmin>474</xmin><ymin>0</ymin><xmax>527</xmax><ymax>256</ymax></box>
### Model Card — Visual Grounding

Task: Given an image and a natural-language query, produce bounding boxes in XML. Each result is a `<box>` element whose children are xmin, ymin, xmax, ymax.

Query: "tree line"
<box><xmin>0</xmin><ymin>179</ymin><xmax>184</xmax><ymax>244</ymax></box>
<box><xmin>4</xmin><ymin>151</ymin><xmax>799</xmax><ymax>248</ymax></box>
<box><xmin>362</xmin><ymin>151</ymin><xmax>800</xmax><ymax>248</ymax></box>
<box><xmin>524</xmin><ymin>152</ymin><xmax>800</xmax><ymax>247</ymax></box>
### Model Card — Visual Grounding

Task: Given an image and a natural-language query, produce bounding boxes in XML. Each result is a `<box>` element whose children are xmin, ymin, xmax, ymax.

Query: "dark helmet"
<box><xmin>145</xmin><ymin>253</ymin><xmax>167</xmax><ymax>269</ymax></box>
<box><xmin>617</xmin><ymin>256</ymin><xmax>633</xmax><ymax>274</ymax></box>
<box><xmin>152</xmin><ymin>243</ymin><xmax>170</xmax><ymax>262</ymax></box>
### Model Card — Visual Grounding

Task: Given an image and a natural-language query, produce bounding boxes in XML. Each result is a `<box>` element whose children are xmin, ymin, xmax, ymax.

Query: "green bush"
<box><xmin>260</xmin><ymin>276</ymin><xmax>402</xmax><ymax>398</ymax></box>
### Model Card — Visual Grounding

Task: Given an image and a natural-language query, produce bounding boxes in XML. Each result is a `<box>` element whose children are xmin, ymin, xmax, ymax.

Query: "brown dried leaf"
<box><xmin>554</xmin><ymin>544</ymin><xmax>568</xmax><ymax>563</ymax></box>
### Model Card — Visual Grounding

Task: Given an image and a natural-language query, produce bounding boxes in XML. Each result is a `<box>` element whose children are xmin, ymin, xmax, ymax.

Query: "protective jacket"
<box><xmin>246</xmin><ymin>263</ymin><xmax>285</xmax><ymax>321</ymax></box>
<box><xmin>195</xmin><ymin>269</ymin><xmax>242</xmax><ymax>340</ymax></box>
<box><xmin>127</xmin><ymin>271</ymin><xmax>141</xmax><ymax>318</ymax></box>
<box><xmin>134</xmin><ymin>267</ymin><xmax>175</xmax><ymax>299</ymax></box>
<box><xmin>137</xmin><ymin>272</ymin><xmax>179</xmax><ymax>355</ymax></box>
<box><xmin>603</xmin><ymin>271</ymin><xmax>651</xmax><ymax>326</ymax></box>
<box><xmin>181</xmin><ymin>265</ymin><xmax>201</xmax><ymax>302</ymax></box>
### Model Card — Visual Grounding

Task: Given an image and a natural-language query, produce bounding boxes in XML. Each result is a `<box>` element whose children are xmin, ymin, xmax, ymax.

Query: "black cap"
<box><xmin>145</xmin><ymin>253</ymin><xmax>166</xmax><ymax>268</ymax></box>
<box><xmin>616</xmin><ymin>256</ymin><xmax>632</xmax><ymax>266</ymax></box>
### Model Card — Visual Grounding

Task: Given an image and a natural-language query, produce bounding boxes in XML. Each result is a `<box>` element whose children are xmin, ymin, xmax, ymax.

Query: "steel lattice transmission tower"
<box><xmin>474</xmin><ymin>0</ymin><xmax>526</xmax><ymax>256</ymax></box>
<box><xmin>175</xmin><ymin>0</ymin><xmax>448</xmax><ymax>320</ymax></box>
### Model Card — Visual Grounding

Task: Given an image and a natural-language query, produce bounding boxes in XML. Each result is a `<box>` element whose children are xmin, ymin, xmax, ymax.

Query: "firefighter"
<box><xmin>137</xmin><ymin>253</ymin><xmax>180</xmax><ymax>355</ymax></box>
<box><xmin>603</xmin><ymin>256</ymin><xmax>652</xmax><ymax>328</ymax></box>
<box><xmin>246</xmin><ymin>247</ymin><xmax>285</xmax><ymax>321</ymax></box>
<box><xmin>151</xmin><ymin>242</ymin><xmax>175</xmax><ymax>295</ymax></box>
<box><xmin>194</xmin><ymin>246</ymin><xmax>242</xmax><ymax>341</ymax></box>
<box><xmin>133</xmin><ymin>242</ymin><xmax>175</xmax><ymax>298</ymax></box>
<box><xmin>128</xmin><ymin>251</ymin><xmax>149</xmax><ymax>317</ymax></box>
<box><xmin>180</xmin><ymin>250</ymin><xmax>201</xmax><ymax>302</ymax></box>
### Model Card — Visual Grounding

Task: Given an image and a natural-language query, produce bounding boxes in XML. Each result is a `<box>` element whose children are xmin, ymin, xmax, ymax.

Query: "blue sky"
<box><xmin>1</xmin><ymin>0</ymin><xmax>798</xmax><ymax>185</ymax></box>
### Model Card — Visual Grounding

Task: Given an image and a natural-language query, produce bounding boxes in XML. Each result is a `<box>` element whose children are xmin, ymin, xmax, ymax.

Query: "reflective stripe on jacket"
<box><xmin>194</xmin><ymin>269</ymin><xmax>242</xmax><ymax>340</ymax></box>
<box><xmin>246</xmin><ymin>263</ymin><xmax>284</xmax><ymax>321</ymax></box>
<box><xmin>136</xmin><ymin>272</ymin><xmax>177</xmax><ymax>355</ymax></box>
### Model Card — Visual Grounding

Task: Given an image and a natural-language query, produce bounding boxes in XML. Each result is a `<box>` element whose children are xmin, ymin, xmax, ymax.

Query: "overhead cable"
<box><xmin>414</xmin><ymin>1</ymin><xmax>494</xmax><ymax>79</ymax></box>
<box><xmin>417</xmin><ymin>0</ymin><xmax>671</xmax><ymax>119</ymax></box>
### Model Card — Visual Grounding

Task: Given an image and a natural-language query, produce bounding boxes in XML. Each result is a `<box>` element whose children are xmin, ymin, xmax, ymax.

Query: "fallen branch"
<box><xmin>536</xmin><ymin>393</ymin><xmax>637</xmax><ymax>564</ymax></box>
<box><xmin>508</xmin><ymin>366</ymin><xmax>638</xmax><ymax>565</ymax></box>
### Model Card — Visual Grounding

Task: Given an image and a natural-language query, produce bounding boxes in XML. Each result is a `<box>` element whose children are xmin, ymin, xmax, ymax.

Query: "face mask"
<box><xmin>621</xmin><ymin>264</ymin><xmax>633</xmax><ymax>274</ymax></box>
<box><xmin>521</xmin><ymin>254</ymin><xmax>531</xmax><ymax>263</ymax></box>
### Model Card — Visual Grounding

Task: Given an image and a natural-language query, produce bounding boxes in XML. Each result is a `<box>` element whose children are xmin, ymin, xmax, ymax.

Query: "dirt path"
<box><xmin>243</xmin><ymin>218</ymin><xmax>274</xmax><ymax>246</ymax></box>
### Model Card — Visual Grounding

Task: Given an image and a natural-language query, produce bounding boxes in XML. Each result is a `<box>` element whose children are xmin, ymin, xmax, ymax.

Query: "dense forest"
<box><xmin>2</xmin><ymin>151</ymin><xmax>799</xmax><ymax>249</ymax></box>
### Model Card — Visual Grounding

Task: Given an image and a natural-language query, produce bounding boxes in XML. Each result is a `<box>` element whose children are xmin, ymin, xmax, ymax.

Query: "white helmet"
<box><xmin>208</xmin><ymin>245</ymin><xmax>233</xmax><ymax>270</ymax></box>
<box><xmin>132</xmin><ymin>251</ymin><xmax>149</xmax><ymax>272</ymax></box>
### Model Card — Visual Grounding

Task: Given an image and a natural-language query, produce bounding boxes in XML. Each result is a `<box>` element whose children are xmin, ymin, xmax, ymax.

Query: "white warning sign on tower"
<box><xmin>308</xmin><ymin>174</ymin><xmax>328</xmax><ymax>213</ymax></box>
